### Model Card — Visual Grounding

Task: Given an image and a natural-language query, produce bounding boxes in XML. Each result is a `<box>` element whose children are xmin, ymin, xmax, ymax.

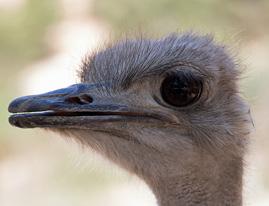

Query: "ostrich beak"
<box><xmin>8</xmin><ymin>83</ymin><xmax>168</xmax><ymax>129</ymax></box>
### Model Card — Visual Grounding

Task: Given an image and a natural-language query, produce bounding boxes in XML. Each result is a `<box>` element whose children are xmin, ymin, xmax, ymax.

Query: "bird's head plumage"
<box><xmin>8</xmin><ymin>33</ymin><xmax>252</xmax><ymax>184</ymax></box>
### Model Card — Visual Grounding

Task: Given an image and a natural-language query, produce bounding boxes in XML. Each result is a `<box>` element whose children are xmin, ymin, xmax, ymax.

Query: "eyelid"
<box><xmin>162</xmin><ymin>68</ymin><xmax>205</xmax><ymax>85</ymax></box>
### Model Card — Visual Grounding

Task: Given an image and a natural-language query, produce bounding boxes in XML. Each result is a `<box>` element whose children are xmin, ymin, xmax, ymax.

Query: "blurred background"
<box><xmin>0</xmin><ymin>0</ymin><xmax>268</xmax><ymax>205</ymax></box>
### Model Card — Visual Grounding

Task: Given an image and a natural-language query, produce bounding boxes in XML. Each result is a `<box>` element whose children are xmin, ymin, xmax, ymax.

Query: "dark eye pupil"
<box><xmin>160</xmin><ymin>72</ymin><xmax>202</xmax><ymax>107</ymax></box>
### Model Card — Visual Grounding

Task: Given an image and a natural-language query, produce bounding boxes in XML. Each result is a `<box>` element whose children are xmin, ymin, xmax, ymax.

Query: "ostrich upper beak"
<box><xmin>8</xmin><ymin>83</ymin><xmax>169</xmax><ymax>129</ymax></box>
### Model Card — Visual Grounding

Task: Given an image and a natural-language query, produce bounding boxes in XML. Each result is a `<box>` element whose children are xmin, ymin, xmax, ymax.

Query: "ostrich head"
<box><xmin>9</xmin><ymin>33</ymin><xmax>251</xmax><ymax>206</ymax></box>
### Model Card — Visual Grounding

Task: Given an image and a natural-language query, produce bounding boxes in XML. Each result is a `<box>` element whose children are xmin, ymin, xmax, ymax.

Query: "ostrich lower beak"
<box><xmin>8</xmin><ymin>83</ymin><xmax>167</xmax><ymax>129</ymax></box>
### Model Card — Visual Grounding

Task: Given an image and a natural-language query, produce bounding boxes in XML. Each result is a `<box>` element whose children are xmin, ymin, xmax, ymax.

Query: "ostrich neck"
<box><xmin>149</xmin><ymin>156</ymin><xmax>243</xmax><ymax>206</ymax></box>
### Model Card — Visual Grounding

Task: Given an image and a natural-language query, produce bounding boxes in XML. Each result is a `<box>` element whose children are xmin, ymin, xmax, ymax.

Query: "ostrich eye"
<box><xmin>160</xmin><ymin>71</ymin><xmax>203</xmax><ymax>107</ymax></box>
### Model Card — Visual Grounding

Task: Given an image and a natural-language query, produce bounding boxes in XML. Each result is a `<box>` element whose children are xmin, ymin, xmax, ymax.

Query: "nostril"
<box><xmin>80</xmin><ymin>94</ymin><xmax>93</xmax><ymax>104</ymax></box>
<box><xmin>65</xmin><ymin>94</ymin><xmax>93</xmax><ymax>105</ymax></box>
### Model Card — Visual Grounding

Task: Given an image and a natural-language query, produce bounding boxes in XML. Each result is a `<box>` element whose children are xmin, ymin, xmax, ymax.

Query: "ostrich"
<box><xmin>8</xmin><ymin>33</ymin><xmax>251</xmax><ymax>206</ymax></box>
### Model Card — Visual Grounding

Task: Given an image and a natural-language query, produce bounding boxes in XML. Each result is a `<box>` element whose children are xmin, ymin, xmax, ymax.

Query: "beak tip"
<box><xmin>8</xmin><ymin>97</ymin><xmax>24</xmax><ymax>113</ymax></box>
<box><xmin>8</xmin><ymin>114</ymin><xmax>35</xmax><ymax>128</ymax></box>
<box><xmin>8</xmin><ymin>115</ymin><xmax>20</xmax><ymax>127</ymax></box>
<box><xmin>8</xmin><ymin>95</ymin><xmax>40</xmax><ymax>113</ymax></box>
<box><xmin>8</xmin><ymin>99</ymin><xmax>17</xmax><ymax>113</ymax></box>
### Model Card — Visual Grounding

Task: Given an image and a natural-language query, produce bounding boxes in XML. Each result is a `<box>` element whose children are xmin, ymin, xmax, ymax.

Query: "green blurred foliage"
<box><xmin>0</xmin><ymin>0</ymin><xmax>58</xmax><ymax>70</ymax></box>
<box><xmin>93</xmin><ymin>0</ymin><xmax>269</xmax><ymax>39</ymax></box>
